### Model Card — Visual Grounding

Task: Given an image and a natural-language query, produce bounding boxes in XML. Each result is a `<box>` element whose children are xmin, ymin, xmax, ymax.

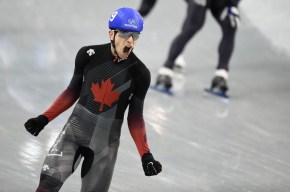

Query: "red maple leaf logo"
<box><xmin>91</xmin><ymin>78</ymin><xmax>121</xmax><ymax>112</ymax></box>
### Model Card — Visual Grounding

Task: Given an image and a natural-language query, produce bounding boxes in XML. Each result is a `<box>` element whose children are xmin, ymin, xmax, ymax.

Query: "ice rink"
<box><xmin>1</xmin><ymin>0</ymin><xmax>290</xmax><ymax>191</ymax></box>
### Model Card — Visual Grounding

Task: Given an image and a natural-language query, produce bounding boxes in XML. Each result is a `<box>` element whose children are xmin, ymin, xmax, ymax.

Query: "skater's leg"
<box><xmin>36</xmin><ymin>123</ymin><xmax>80</xmax><ymax>192</ymax></box>
<box><xmin>156</xmin><ymin>0</ymin><xmax>207</xmax><ymax>89</ymax></box>
<box><xmin>211</xmin><ymin>2</ymin><xmax>239</xmax><ymax>72</ymax></box>
<box><xmin>209</xmin><ymin>3</ymin><xmax>239</xmax><ymax>92</ymax></box>
<box><xmin>138</xmin><ymin>0</ymin><xmax>157</xmax><ymax>18</ymax></box>
<box><xmin>80</xmin><ymin>141</ymin><xmax>119</xmax><ymax>192</ymax></box>
<box><xmin>216</xmin><ymin>17</ymin><xmax>237</xmax><ymax>71</ymax></box>
<box><xmin>164</xmin><ymin>0</ymin><xmax>207</xmax><ymax>69</ymax></box>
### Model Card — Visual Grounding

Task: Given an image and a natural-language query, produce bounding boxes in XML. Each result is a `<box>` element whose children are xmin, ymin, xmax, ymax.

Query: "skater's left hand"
<box><xmin>227</xmin><ymin>6</ymin><xmax>240</xmax><ymax>28</ymax></box>
<box><xmin>141</xmin><ymin>152</ymin><xmax>162</xmax><ymax>176</ymax></box>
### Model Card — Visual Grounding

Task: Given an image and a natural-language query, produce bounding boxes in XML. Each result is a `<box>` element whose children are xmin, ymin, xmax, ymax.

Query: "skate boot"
<box><xmin>206</xmin><ymin>69</ymin><xmax>229</xmax><ymax>98</ymax></box>
<box><xmin>173</xmin><ymin>55</ymin><xmax>187</xmax><ymax>74</ymax></box>
<box><xmin>154</xmin><ymin>67</ymin><xmax>174</xmax><ymax>94</ymax></box>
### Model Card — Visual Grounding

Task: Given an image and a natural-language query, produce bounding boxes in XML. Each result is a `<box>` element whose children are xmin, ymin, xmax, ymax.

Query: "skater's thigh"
<box><xmin>185</xmin><ymin>0</ymin><xmax>207</xmax><ymax>26</ymax></box>
<box><xmin>39</xmin><ymin>123</ymin><xmax>80</xmax><ymax>186</ymax></box>
<box><xmin>80</xmin><ymin>142</ymin><xmax>119</xmax><ymax>192</ymax></box>
<box><xmin>209</xmin><ymin>0</ymin><xmax>227</xmax><ymax>22</ymax></box>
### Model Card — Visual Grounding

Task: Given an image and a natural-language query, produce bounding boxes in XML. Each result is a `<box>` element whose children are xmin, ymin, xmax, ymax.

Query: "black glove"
<box><xmin>24</xmin><ymin>115</ymin><xmax>49</xmax><ymax>136</ymax></box>
<box><xmin>141</xmin><ymin>152</ymin><xmax>162</xmax><ymax>176</ymax></box>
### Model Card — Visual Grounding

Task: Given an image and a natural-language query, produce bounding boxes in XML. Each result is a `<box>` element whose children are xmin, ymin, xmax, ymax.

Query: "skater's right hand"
<box><xmin>24</xmin><ymin>115</ymin><xmax>49</xmax><ymax>136</ymax></box>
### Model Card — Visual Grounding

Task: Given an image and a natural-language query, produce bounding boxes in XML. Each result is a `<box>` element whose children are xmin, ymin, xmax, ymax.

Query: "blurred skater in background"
<box><xmin>155</xmin><ymin>0</ymin><xmax>241</xmax><ymax>97</ymax></box>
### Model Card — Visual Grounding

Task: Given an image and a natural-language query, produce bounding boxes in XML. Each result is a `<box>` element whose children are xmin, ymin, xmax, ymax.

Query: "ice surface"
<box><xmin>1</xmin><ymin>0</ymin><xmax>290</xmax><ymax>191</ymax></box>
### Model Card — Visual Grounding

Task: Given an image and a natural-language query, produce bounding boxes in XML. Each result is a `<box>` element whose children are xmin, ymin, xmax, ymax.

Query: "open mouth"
<box><xmin>123</xmin><ymin>46</ymin><xmax>132</xmax><ymax>54</ymax></box>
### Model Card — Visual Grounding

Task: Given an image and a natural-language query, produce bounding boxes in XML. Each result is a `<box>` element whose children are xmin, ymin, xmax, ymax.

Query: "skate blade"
<box><xmin>204</xmin><ymin>88</ymin><xmax>229</xmax><ymax>99</ymax></box>
<box><xmin>150</xmin><ymin>85</ymin><xmax>173</xmax><ymax>96</ymax></box>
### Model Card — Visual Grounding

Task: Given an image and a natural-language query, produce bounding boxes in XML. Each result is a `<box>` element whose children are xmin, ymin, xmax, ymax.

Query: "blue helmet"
<box><xmin>108</xmin><ymin>7</ymin><xmax>143</xmax><ymax>32</ymax></box>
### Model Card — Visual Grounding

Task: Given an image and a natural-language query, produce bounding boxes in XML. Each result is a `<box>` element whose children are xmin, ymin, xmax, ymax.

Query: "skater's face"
<box><xmin>109</xmin><ymin>30</ymin><xmax>139</xmax><ymax>60</ymax></box>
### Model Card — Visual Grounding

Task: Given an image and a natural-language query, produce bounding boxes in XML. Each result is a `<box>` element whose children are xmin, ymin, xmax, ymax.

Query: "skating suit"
<box><xmin>39</xmin><ymin>43</ymin><xmax>150</xmax><ymax>192</ymax></box>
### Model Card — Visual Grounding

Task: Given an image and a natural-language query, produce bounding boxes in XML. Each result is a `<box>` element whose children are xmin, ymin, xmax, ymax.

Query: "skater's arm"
<box><xmin>127</xmin><ymin>66</ymin><xmax>151</xmax><ymax>157</ymax></box>
<box><xmin>128</xmin><ymin>67</ymin><xmax>162</xmax><ymax>176</ymax></box>
<box><xmin>43</xmin><ymin>47</ymin><xmax>90</xmax><ymax>122</ymax></box>
<box><xmin>128</xmin><ymin>97</ymin><xmax>150</xmax><ymax>157</ymax></box>
<box><xmin>42</xmin><ymin>75</ymin><xmax>82</xmax><ymax>121</ymax></box>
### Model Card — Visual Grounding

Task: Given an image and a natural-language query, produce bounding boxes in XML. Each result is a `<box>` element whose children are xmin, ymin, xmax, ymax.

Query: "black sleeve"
<box><xmin>73</xmin><ymin>46</ymin><xmax>91</xmax><ymax>75</ymax></box>
<box><xmin>134</xmin><ymin>65</ymin><xmax>151</xmax><ymax>100</ymax></box>
<box><xmin>127</xmin><ymin>65</ymin><xmax>151</xmax><ymax>157</ymax></box>
<box><xmin>42</xmin><ymin>47</ymin><xmax>90</xmax><ymax>121</ymax></box>
<box><xmin>128</xmin><ymin>64</ymin><xmax>151</xmax><ymax>115</ymax></box>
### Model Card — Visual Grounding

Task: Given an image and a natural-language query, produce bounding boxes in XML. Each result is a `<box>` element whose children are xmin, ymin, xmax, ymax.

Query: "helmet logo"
<box><xmin>128</xmin><ymin>19</ymin><xmax>136</xmax><ymax>25</ymax></box>
<box><xmin>109</xmin><ymin>11</ymin><xmax>118</xmax><ymax>22</ymax></box>
<box><xmin>125</xmin><ymin>19</ymin><xmax>137</xmax><ymax>29</ymax></box>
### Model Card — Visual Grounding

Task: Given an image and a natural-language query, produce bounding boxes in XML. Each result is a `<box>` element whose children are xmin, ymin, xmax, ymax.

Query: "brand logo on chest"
<box><xmin>87</xmin><ymin>49</ymin><xmax>95</xmax><ymax>56</ymax></box>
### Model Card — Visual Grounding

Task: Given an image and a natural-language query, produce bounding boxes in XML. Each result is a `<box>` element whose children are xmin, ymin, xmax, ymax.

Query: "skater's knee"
<box><xmin>181</xmin><ymin>24</ymin><xmax>202</xmax><ymax>39</ymax></box>
<box><xmin>184</xmin><ymin>17</ymin><xmax>204</xmax><ymax>35</ymax></box>
<box><xmin>36</xmin><ymin>174</ymin><xmax>63</xmax><ymax>192</ymax></box>
<box><xmin>221</xmin><ymin>19</ymin><xmax>238</xmax><ymax>35</ymax></box>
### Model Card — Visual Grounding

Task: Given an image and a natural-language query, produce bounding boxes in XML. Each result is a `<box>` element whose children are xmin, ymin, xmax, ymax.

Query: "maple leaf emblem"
<box><xmin>91</xmin><ymin>78</ymin><xmax>121</xmax><ymax>112</ymax></box>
